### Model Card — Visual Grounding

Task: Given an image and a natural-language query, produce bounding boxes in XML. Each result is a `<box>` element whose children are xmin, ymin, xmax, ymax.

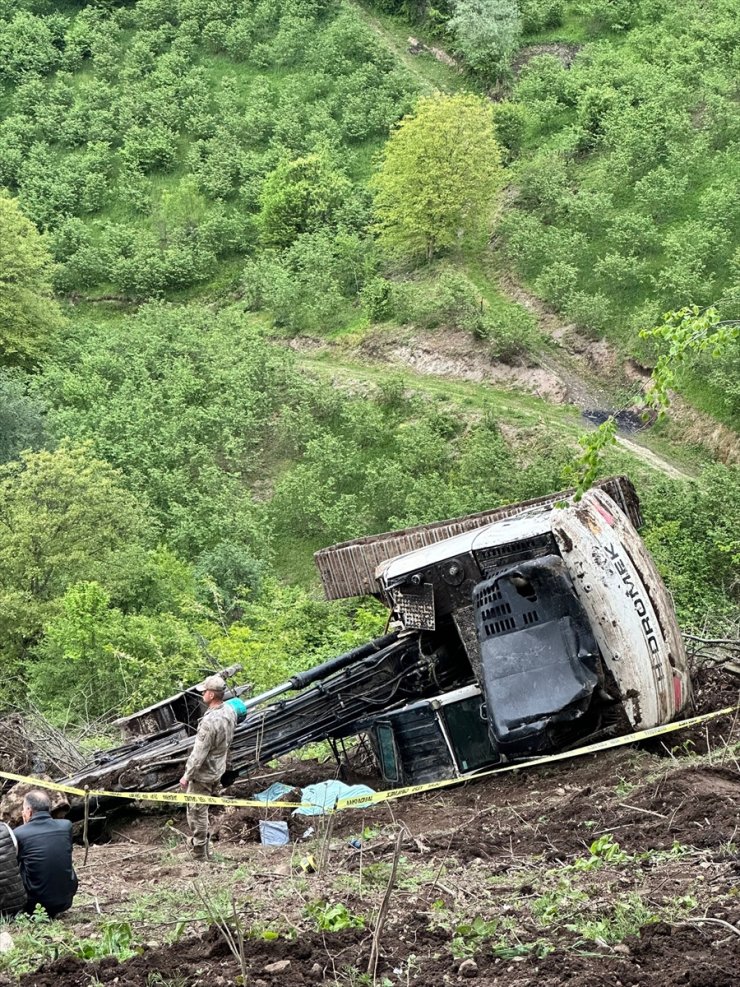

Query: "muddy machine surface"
<box><xmin>62</xmin><ymin>477</ymin><xmax>691</xmax><ymax>796</ymax></box>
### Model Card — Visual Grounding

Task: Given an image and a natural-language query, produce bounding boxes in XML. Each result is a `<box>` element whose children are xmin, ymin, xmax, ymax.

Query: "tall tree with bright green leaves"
<box><xmin>370</xmin><ymin>94</ymin><xmax>503</xmax><ymax>262</ymax></box>
<box><xmin>0</xmin><ymin>191</ymin><xmax>62</xmax><ymax>366</ymax></box>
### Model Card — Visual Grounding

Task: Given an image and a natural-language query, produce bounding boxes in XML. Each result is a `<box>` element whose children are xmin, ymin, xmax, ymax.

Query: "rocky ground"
<box><xmin>1</xmin><ymin>666</ymin><xmax>738</xmax><ymax>987</ymax></box>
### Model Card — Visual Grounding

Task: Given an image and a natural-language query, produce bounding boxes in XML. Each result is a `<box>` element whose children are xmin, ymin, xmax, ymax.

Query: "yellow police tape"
<box><xmin>1</xmin><ymin>705</ymin><xmax>736</xmax><ymax>814</ymax></box>
<box><xmin>0</xmin><ymin>770</ymin><xmax>300</xmax><ymax>810</ymax></box>
<box><xmin>336</xmin><ymin>704</ymin><xmax>739</xmax><ymax>809</ymax></box>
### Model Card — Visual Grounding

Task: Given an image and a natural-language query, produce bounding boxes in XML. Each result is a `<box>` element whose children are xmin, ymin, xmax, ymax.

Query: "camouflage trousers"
<box><xmin>186</xmin><ymin>779</ymin><xmax>217</xmax><ymax>850</ymax></box>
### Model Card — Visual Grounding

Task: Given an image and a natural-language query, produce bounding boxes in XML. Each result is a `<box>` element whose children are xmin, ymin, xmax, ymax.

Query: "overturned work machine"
<box><xmin>62</xmin><ymin>476</ymin><xmax>691</xmax><ymax>796</ymax></box>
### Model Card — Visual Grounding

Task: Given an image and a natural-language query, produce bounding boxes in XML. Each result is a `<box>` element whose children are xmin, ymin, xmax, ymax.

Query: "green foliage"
<box><xmin>571</xmin><ymin>834</ymin><xmax>631</xmax><ymax>871</ymax></box>
<box><xmin>1</xmin><ymin>911</ymin><xmax>141</xmax><ymax>979</ymax></box>
<box><xmin>519</xmin><ymin>0</ymin><xmax>564</xmax><ymax>33</ymax></box>
<box><xmin>205</xmin><ymin>579</ymin><xmax>387</xmax><ymax>695</ymax></box>
<box><xmin>258</xmin><ymin>153</ymin><xmax>354</xmax><ymax>248</ymax></box>
<box><xmin>0</xmin><ymin>1</ymin><xmax>416</xmax><ymax>298</ymax></box>
<box><xmin>566</xmin><ymin>894</ymin><xmax>658</xmax><ymax>944</ymax></box>
<box><xmin>196</xmin><ymin>541</ymin><xmax>265</xmax><ymax>617</ymax></box>
<box><xmin>0</xmin><ymin>442</ymin><xmax>154</xmax><ymax>678</ymax></box>
<box><xmin>305</xmin><ymin>901</ymin><xmax>365</xmax><ymax>932</ymax></box>
<box><xmin>74</xmin><ymin>920</ymin><xmax>138</xmax><ymax>962</ymax></box>
<box><xmin>641</xmin><ymin>464</ymin><xmax>740</xmax><ymax>627</ymax></box>
<box><xmin>267</xmin><ymin>393</ymin><xmax>573</xmax><ymax>543</ymax></box>
<box><xmin>532</xmin><ymin>880</ymin><xmax>588</xmax><ymax>925</ymax></box>
<box><xmin>371</xmin><ymin>93</ymin><xmax>503</xmax><ymax>261</ymax></box>
<box><xmin>502</xmin><ymin>0</ymin><xmax>740</xmax><ymax>365</ymax></box>
<box><xmin>363</xmin><ymin>267</ymin><xmax>540</xmax><ymax>360</ymax></box>
<box><xmin>0</xmin><ymin>369</ymin><xmax>48</xmax><ymax>462</ymax></box>
<box><xmin>243</xmin><ymin>230</ymin><xmax>375</xmax><ymax>335</ymax></box>
<box><xmin>447</xmin><ymin>0</ymin><xmax>521</xmax><ymax>82</ymax></box>
<box><xmin>451</xmin><ymin>915</ymin><xmax>499</xmax><ymax>958</ymax></box>
<box><xmin>640</xmin><ymin>304</ymin><xmax>740</xmax><ymax>415</ymax></box>
<box><xmin>31</xmin><ymin>580</ymin><xmax>204</xmax><ymax>720</ymax></box>
<box><xmin>41</xmin><ymin>304</ymin><xmax>297</xmax><ymax>557</ymax></box>
<box><xmin>0</xmin><ymin>191</ymin><xmax>62</xmax><ymax>365</ymax></box>
<box><xmin>563</xmin><ymin>417</ymin><xmax>617</xmax><ymax>501</ymax></box>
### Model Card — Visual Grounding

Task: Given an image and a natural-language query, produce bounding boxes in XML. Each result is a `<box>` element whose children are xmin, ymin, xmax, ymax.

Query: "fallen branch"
<box><xmin>618</xmin><ymin>802</ymin><xmax>667</xmax><ymax>819</ymax></box>
<box><xmin>677</xmin><ymin>917</ymin><xmax>740</xmax><ymax>939</ymax></box>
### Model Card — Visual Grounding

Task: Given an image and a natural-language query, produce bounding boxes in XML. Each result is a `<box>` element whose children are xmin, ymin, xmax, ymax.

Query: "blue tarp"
<box><xmin>295</xmin><ymin>780</ymin><xmax>375</xmax><ymax>815</ymax></box>
<box><xmin>253</xmin><ymin>781</ymin><xmax>296</xmax><ymax>803</ymax></box>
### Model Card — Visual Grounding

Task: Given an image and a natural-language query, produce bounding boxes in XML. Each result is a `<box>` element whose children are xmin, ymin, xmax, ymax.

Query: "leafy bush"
<box><xmin>519</xmin><ymin>0</ymin><xmax>564</xmax><ymax>33</ymax></box>
<box><xmin>259</xmin><ymin>153</ymin><xmax>355</xmax><ymax>248</ymax></box>
<box><xmin>563</xmin><ymin>290</ymin><xmax>614</xmax><ymax>334</ymax></box>
<box><xmin>391</xmin><ymin>270</ymin><xmax>486</xmax><ymax>331</ymax></box>
<box><xmin>448</xmin><ymin>0</ymin><xmax>522</xmax><ymax>82</ymax></box>
<box><xmin>0</xmin><ymin>11</ymin><xmax>63</xmax><ymax>83</ymax></box>
<box><xmin>0</xmin><ymin>369</ymin><xmax>48</xmax><ymax>463</ymax></box>
<box><xmin>243</xmin><ymin>230</ymin><xmax>374</xmax><ymax>334</ymax></box>
<box><xmin>492</xmin><ymin>102</ymin><xmax>530</xmax><ymax>162</ymax></box>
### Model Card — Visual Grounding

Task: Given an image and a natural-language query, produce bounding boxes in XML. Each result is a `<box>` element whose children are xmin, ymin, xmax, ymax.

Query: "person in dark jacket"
<box><xmin>14</xmin><ymin>790</ymin><xmax>78</xmax><ymax>918</ymax></box>
<box><xmin>0</xmin><ymin>822</ymin><xmax>26</xmax><ymax>917</ymax></box>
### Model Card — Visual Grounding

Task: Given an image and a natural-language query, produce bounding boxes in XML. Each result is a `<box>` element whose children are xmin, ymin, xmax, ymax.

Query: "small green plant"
<box><xmin>305</xmin><ymin>901</ymin><xmax>365</xmax><ymax>932</ymax></box>
<box><xmin>532</xmin><ymin>881</ymin><xmax>588</xmax><ymax>924</ymax></box>
<box><xmin>451</xmin><ymin>916</ymin><xmax>499</xmax><ymax>958</ymax></box>
<box><xmin>248</xmin><ymin>924</ymin><xmax>280</xmax><ymax>941</ymax></box>
<box><xmin>566</xmin><ymin>894</ymin><xmax>658</xmax><ymax>944</ymax></box>
<box><xmin>565</xmin><ymin>417</ymin><xmax>618</xmax><ymax>501</ymax></box>
<box><xmin>75</xmin><ymin>920</ymin><xmax>138</xmax><ymax>962</ymax></box>
<box><xmin>492</xmin><ymin>939</ymin><xmax>554</xmax><ymax>959</ymax></box>
<box><xmin>615</xmin><ymin>777</ymin><xmax>637</xmax><ymax>797</ymax></box>
<box><xmin>146</xmin><ymin>973</ymin><xmax>189</xmax><ymax>987</ymax></box>
<box><xmin>571</xmin><ymin>834</ymin><xmax>631</xmax><ymax>871</ymax></box>
<box><xmin>637</xmin><ymin>840</ymin><xmax>690</xmax><ymax>865</ymax></box>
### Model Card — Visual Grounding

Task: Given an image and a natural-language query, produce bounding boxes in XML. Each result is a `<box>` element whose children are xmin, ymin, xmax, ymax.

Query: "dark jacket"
<box><xmin>0</xmin><ymin>823</ymin><xmax>26</xmax><ymax>917</ymax></box>
<box><xmin>14</xmin><ymin>811</ymin><xmax>78</xmax><ymax>917</ymax></box>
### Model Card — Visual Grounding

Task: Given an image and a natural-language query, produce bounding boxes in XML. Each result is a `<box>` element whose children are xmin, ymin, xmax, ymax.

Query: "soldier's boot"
<box><xmin>191</xmin><ymin>839</ymin><xmax>209</xmax><ymax>861</ymax></box>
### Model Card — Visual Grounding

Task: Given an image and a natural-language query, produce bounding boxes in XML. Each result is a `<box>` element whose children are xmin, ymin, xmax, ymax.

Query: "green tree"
<box><xmin>0</xmin><ymin>192</ymin><xmax>62</xmax><ymax>366</ymax></box>
<box><xmin>0</xmin><ymin>369</ymin><xmax>48</xmax><ymax>463</ymax></box>
<box><xmin>30</xmin><ymin>581</ymin><xmax>205</xmax><ymax>722</ymax></box>
<box><xmin>448</xmin><ymin>0</ymin><xmax>522</xmax><ymax>82</ymax></box>
<box><xmin>258</xmin><ymin>153</ymin><xmax>354</xmax><ymax>248</ymax></box>
<box><xmin>370</xmin><ymin>94</ymin><xmax>503</xmax><ymax>261</ymax></box>
<box><xmin>0</xmin><ymin>443</ymin><xmax>154</xmax><ymax>674</ymax></box>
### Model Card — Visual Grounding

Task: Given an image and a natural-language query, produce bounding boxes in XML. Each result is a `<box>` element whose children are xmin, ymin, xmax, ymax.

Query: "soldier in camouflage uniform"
<box><xmin>179</xmin><ymin>675</ymin><xmax>236</xmax><ymax>860</ymax></box>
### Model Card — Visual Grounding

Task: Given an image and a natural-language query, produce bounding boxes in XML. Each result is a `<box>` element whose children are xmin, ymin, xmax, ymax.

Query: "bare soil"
<box><xmin>2</xmin><ymin>667</ymin><xmax>738</xmax><ymax>987</ymax></box>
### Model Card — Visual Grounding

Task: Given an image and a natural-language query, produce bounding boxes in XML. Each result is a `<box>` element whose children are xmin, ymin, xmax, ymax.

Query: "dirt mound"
<box><xmin>534</xmin><ymin>922</ymin><xmax>740</xmax><ymax>987</ymax></box>
<box><xmin>14</xmin><ymin>912</ymin><xmax>740</xmax><ymax>987</ymax></box>
<box><xmin>14</xmin><ymin>924</ymin><xmax>366</xmax><ymax>987</ymax></box>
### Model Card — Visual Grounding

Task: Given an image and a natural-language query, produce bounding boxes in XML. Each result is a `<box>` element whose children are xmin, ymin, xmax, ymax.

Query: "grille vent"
<box><xmin>475</xmin><ymin>534</ymin><xmax>557</xmax><ymax>576</ymax></box>
<box><xmin>474</xmin><ymin>574</ymin><xmax>543</xmax><ymax>640</ymax></box>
